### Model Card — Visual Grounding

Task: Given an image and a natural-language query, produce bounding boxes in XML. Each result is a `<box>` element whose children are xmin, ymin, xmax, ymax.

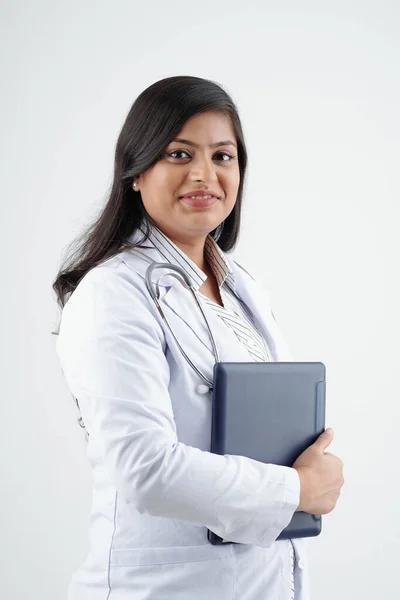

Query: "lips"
<box><xmin>180</xmin><ymin>195</ymin><xmax>219</xmax><ymax>208</ymax></box>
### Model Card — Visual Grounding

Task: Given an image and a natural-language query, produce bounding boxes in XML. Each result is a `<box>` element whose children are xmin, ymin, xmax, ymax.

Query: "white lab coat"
<box><xmin>55</xmin><ymin>237</ymin><xmax>311</xmax><ymax>600</ymax></box>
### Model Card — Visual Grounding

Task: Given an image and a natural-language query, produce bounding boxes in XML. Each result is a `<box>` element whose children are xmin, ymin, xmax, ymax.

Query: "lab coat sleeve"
<box><xmin>55</xmin><ymin>263</ymin><xmax>300</xmax><ymax>548</ymax></box>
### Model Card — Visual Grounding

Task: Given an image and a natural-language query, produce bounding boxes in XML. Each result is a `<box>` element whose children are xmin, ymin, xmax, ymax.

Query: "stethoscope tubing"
<box><xmin>129</xmin><ymin>249</ymin><xmax>219</xmax><ymax>389</ymax></box>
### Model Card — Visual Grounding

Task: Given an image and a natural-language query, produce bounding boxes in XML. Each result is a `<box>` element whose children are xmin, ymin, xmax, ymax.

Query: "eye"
<box><xmin>167</xmin><ymin>150</ymin><xmax>236</xmax><ymax>162</ymax></box>
<box><xmin>214</xmin><ymin>151</ymin><xmax>236</xmax><ymax>162</ymax></box>
<box><xmin>167</xmin><ymin>150</ymin><xmax>191</xmax><ymax>159</ymax></box>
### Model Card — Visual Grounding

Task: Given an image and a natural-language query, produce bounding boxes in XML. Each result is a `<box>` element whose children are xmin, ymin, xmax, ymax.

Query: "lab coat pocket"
<box><xmin>109</xmin><ymin>544</ymin><xmax>235</xmax><ymax>600</ymax></box>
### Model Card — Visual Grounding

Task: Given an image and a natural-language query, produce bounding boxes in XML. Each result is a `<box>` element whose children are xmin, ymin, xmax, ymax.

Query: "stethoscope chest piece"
<box><xmin>196</xmin><ymin>384</ymin><xmax>211</xmax><ymax>395</ymax></box>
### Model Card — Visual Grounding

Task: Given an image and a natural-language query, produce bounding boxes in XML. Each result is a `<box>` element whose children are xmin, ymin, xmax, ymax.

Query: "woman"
<box><xmin>53</xmin><ymin>75</ymin><xmax>343</xmax><ymax>600</ymax></box>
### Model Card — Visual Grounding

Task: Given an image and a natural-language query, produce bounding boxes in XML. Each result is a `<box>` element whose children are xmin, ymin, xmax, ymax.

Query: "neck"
<box><xmin>146</xmin><ymin>219</ymin><xmax>210</xmax><ymax>272</ymax></box>
<box><xmin>169</xmin><ymin>235</ymin><xmax>208</xmax><ymax>272</ymax></box>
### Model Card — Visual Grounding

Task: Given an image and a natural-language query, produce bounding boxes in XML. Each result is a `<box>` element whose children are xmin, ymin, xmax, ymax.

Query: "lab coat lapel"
<box><xmin>161</xmin><ymin>279</ymin><xmax>252</xmax><ymax>364</ymax></box>
<box><xmin>161</xmin><ymin>259</ymin><xmax>293</xmax><ymax>364</ymax></box>
<box><xmin>231</xmin><ymin>263</ymin><xmax>294</xmax><ymax>362</ymax></box>
<box><xmin>121</xmin><ymin>243</ymin><xmax>293</xmax><ymax>366</ymax></box>
<box><xmin>120</xmin><ymin>246</ymin><xmax>249</xmax><ymax>385</ymax></box>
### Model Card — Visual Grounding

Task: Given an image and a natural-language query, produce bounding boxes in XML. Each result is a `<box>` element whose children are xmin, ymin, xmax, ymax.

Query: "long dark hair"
<box><xmin>52</xmin><ymin>75</ymin><xmax>248</xmax><ymax>438</ymax></box>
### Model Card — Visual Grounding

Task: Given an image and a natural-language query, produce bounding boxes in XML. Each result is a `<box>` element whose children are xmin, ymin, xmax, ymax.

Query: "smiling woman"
<box><xmin>52</xmin><ymin>76</ymin><xmax>313</xmax><ymax>600</ymax></box>
<box><xmin>133</xmin><ymin>110</ymin><xmax>241</xmax><ymax>249</ymax></box>
<box><xmin>53</xmin><ymin>76</ymin><xmax>248</xmax><ymax>311</ymax></box>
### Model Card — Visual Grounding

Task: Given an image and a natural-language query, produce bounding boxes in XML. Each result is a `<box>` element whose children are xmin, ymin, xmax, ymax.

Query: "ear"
<box><xmin>132</xmin><ymin>175</ymin><xmax>141</xmax><ymax>192</ymax></box>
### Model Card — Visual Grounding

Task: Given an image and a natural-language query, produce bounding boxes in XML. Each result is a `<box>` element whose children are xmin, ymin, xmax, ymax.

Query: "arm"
<box><xmin>55</xmin><ymin>263</ymin><xmax>300</xmax><ymax>548</ymax></box>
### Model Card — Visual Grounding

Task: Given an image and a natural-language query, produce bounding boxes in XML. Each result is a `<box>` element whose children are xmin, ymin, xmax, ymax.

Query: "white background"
<box><xmin>1</xmin><ymin>1</ymin><xmax>399</xmax><ymax>598</ymax></box>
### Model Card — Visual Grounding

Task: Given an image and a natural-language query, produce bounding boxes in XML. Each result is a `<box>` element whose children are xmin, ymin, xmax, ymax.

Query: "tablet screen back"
<box><xmin>208</xmin><ymin>361</ymin><xmax>326</xmax><ymax>543</ymax></box>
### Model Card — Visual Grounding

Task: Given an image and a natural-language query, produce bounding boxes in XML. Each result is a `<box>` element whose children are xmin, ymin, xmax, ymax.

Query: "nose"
<box><xmin>188</xmin><ymin>154</ymin><xmax>218</xmax><ymax>184</ymax></box>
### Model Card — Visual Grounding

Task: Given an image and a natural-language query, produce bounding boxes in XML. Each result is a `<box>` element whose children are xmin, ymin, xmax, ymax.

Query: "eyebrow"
<box><xmin>170</xmin><ymin>138</ymin><xmax>237</xmax><ymax>149</ymax></box>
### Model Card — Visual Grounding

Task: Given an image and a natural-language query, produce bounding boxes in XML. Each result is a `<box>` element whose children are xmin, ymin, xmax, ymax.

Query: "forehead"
<box><xmin>175</xmin><ymin>111</ymin><xmax>236</xmax><ymax>143</ymax></box>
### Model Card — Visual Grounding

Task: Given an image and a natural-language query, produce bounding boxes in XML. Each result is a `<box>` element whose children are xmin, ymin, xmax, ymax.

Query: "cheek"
<box><xmin>144</xmin><ymin>163</ymin><xmax>177</xmax><ymax>191</ymax></box>
<box><xmin>225</xmin><ymin>170</ymin><xmax>240</xmax><ymax>195</ymax></box>
<box><xmin>149</xmin><ymin>176</ymin><xmax>169</xmax><ymax>196</ymax></box>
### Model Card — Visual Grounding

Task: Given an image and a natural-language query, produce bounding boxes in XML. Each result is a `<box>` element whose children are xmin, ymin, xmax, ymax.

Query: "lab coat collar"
<box><xmin>159</xmin><ymin>258</ymin><xmax>293</xmax><ymax>364</ymax></box>
<box><xmin>121</xmin><ymin>224</ymin><xmax>293</xmax><ymax>363</ymax></box>
<box><xmin>127</xmin><ymin>220</ymin><xmax>237</xmax><ymax>293</ymax></box>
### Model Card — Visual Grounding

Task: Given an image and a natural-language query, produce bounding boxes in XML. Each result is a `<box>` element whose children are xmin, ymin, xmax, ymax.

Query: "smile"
<box><xmin>180</xmin><ymin>196</ymin><xmax>219</xmax><ymax>208</ymax></box>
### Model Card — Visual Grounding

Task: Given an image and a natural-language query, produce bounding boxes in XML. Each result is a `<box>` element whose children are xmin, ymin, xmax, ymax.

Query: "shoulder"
<box><xmin>55</xmin><ymin>257</ymin><xmax>169</xmax><ymax>392</ymax></box>
<box><xmin>231</xmin><ymin>256</ymin><xmax>276</xmax><ymax>319</ymax></box>
<box><xmin>65</xmin><ymin>254</ymin><xmax>148</xmax><ymax>309</ymax></box>
<box><xmin>231</xmin><ymin>258</ymin><xmax>256</xmax><ymax>281</ymax></box>
<box><xmin>59</xmin><ymin>257</ymin><xmax>163</xmax><ymax>343</ymax></box>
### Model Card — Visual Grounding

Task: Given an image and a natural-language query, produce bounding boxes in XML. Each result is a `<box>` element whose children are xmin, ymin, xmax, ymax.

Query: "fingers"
<box><xmin>313</xmin><ymin>428</ymin><xmax>334</xmax><ymax>452</ymax></box>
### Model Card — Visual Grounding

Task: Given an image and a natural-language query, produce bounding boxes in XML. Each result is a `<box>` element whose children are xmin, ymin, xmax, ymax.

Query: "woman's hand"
<box><xmin>292</xmin><ymin>428</ymin><xmax>344</xmax><ymax>515</ymax></box>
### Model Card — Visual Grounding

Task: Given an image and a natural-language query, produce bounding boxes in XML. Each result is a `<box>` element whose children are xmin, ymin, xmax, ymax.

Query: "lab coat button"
<box><xmin>197</xmin><ymin>384</ymin><xmax>210</xmax><ymax>394</ymax></box>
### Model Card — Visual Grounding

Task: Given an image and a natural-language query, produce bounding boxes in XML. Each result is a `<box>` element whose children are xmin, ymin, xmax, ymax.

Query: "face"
<box><xmin>133</xmin><ymin>110</ymin><xmax>240</xmax><ymax>244</ymax></box>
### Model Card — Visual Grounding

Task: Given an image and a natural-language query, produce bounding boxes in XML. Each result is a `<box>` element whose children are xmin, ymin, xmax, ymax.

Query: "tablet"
<box><xmin>207</xmin><ymin>361</ymin><xmax>326</xmax><ymax>544</ymax></box>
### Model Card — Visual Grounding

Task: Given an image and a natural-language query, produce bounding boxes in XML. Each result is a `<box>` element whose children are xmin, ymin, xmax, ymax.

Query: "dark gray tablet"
<box><xmin>208</xmin><ymin>361</ymin><xmax>326</xmax><ymax>544</ymax></box>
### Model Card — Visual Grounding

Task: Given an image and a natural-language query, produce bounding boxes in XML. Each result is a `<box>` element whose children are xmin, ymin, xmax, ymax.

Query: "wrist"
<box><xmin>294</xmin><ymin>466</ymin><xmax>311</xmax><ymax>513</ymax></box>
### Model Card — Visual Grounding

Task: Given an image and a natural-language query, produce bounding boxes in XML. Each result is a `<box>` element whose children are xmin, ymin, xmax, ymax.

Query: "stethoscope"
<box><xmin>130</xmin><ymin>249</ymin><xmax>219</xmax><ymax>390</ymax></box>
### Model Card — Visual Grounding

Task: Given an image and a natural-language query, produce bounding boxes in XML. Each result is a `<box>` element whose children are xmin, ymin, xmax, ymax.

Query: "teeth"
<box><xmin>188</xmin><ymin>195</ymin><xmax>213</xmax><ymax>199</ymax></box>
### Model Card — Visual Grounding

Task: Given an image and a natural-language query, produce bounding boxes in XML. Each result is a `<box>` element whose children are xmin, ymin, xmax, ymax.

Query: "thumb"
<box><xmin>313</xmin><ymin>428</ymin><xmax>334</xmax><ymax>452</ymax></box>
